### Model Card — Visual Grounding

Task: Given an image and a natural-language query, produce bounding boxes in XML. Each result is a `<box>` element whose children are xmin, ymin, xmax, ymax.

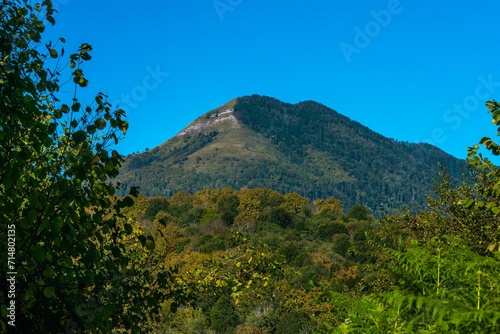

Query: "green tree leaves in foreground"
<box><xmin>0</xmin><ymin>1</ymin><xmax>174</xmax><ymax>332</ymax></box>
<box><xmin>317</xmin><ymin>101</ymin><xmax>500</xmax><ymax>333</ymax></box>
<box><xmin>2</xmin><ymin>1</ymin><xmax>500</xmax><ymax>333</ymax></box>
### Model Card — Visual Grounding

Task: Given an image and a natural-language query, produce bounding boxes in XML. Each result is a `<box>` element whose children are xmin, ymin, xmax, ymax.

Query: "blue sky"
<box><xmin>44</xmin><ymin>0</ymin><xmax>500</xmax><ymax>159</ymax></box>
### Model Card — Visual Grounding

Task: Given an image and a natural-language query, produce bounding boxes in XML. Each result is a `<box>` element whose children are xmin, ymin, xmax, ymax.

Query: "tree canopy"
<box><xmin>0</xmin><ymin>1</ymin><xmax>174</xmax><ymax>332</ymax></box>
<box><xmin>2</xmin><ymin>1</ymin><xmax>499</xmax><ymax>333</ymax></box>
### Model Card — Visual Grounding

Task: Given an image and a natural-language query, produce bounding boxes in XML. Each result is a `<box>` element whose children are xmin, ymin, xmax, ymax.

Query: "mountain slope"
<box><xmin>117</xmin><ymin>95</ymin><xmax>465</xmax><ymax>212</ymax></box>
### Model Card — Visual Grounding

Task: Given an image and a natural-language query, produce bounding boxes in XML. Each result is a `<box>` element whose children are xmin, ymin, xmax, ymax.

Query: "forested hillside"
<box><xmin>117</xmin><ymin>164</ymin><xmax>500</xmax><ymax>333</ymax></box>
<box><xmin>2</xmin><ymin>2</ymin><xmax>500</xmax><ymax>333</ymax></box>
<box><xmin>117</xmin><ymin>95</ymin><xmax>465</xmax><ymax>213</ymax></box>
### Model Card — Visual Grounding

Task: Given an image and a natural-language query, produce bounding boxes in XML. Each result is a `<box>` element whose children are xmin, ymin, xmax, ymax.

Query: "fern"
<box><xmin>322</xmin><ymin>239</ymin><xmax>500</xmax><ymax>333</ymax></box>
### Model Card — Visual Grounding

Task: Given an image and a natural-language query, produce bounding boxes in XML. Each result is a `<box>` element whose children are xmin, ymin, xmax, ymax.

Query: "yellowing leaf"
<box><xmin>486</xmin><ymin>101</ymin><xmax>497</xmax><ymax>109</ymax></box>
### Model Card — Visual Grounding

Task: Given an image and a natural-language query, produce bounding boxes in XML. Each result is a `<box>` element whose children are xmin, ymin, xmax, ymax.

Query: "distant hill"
<box><xmin>116</xmin><ymin>95</ymin><xmax>465</xmax><ymax>213</ymax></box>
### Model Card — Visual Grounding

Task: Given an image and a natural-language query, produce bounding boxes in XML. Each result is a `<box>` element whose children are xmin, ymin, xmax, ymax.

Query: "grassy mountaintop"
<box><xmin>117</xmin><ymin>95</ymin><xmax>465</xmax><ymax>213</ymax></box>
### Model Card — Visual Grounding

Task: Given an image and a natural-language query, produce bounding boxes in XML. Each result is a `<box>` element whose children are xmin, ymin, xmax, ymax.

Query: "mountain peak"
<box><xmin>174</xmin><ymin>99</ymin><xmax>240</xmax><ymax>138</ymax></box>
<box><xmin>118</xmin><ymin>95</ymin><xmax>465</xmax><ymax>213</ymax></box>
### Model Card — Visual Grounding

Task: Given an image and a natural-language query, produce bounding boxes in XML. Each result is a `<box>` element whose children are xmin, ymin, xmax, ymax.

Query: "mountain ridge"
<box><xmin>117</xmin><ymin>95</ymin><xmax>465</xmax><ymax>213</ymax></box>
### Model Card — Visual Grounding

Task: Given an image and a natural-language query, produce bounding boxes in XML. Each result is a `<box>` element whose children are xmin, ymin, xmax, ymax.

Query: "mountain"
<box><xmin>116</xmin><ymin>95</ymin><xmax>465</xmax><ymax>213</ymax></box>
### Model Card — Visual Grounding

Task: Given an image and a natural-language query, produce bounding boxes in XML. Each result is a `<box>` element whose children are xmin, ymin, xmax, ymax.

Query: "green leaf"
<box><xmin>71</xmin><ymin>102</ymin><xmax>81</xmax><ymax>111</ymax></box>
<box><xmin>102</xmin><ymin>225</ymin><xmax>110</xmax><ymax>234</ymax></box>
<box><xmin>486</xmin><ymin>101</ymin><xmax>497</xmax><ymax>109</ymax></box>
<box><xmin>145</xmin><ymin>238</ymin><xmax>155</xmax><ymax>251</ymax></box>
<box><xmin>111</xmin><ymin>247</ymin><xmax>121</xmax><ymax>258</ymax></box>
<box><xmin>94</xmin><ymin>118</ymin><xmax>106</xmax><ymax>130</ymax></box>
<box><xmin>87</xmin><ymin>125</ymin><xmax>96</xmax><ymax>135</ymax></box>
<box><xmin>129</xmin><ymin>186</ymin><xmax>140</xmax><ymax>197</ymax></box>
<box><xmin>53</xmin><ymin>215</ymin><xmax>63</xmax><ymax>230</ymax></box>
<box><xmin>54</xmin><ymin>109</ymin><xmax>62</xmax><ymax>119</ymax></box>
<box><xmin>119</xmin><ymin>196</ymin><xmax>134</xmax><ymax>208</ymax></box>
<box><xmin>43</xmin><ymin>286</ymin><xmax>55</xmax><ymax>298</ymax></box>
<box><xmin>137</xmin><ymin>235</ymin><xmax>147</xmax><ymax>247</ymax></box>
<box><xmin>170</xmin><ymin>302</ymin><xmax>178</xmax><ymax>313</ymax></box>
<box><xmin>49</xmin><ymin>49</ymin><xmax>58</xmax><ymax>58</ymax></box>
<box><xmin>43</xmin><ymin>266</ymin><xmax>55</xmax><ymax>277</ymax></box>
<box><xmin>81</xmin><ymin>52</ymin><xmax>92</xmax><ymax>61</ymax></box>
<box><xmin>75</xmin><ymin>306</ymin><xmax>85</xmax><ymax>317</ymax></box>
<box><xmin>46</xmin><ymin>15</ymin><xmax>55</xmax><ymax>26</ymax></box>
<box><xmin>79</xmin><ymin>43</ymin><xmax>93</xmax><ymax>52</ymax></box>
<box><xmin>72</xmin><ymin>130</ymin><xmax>87</xmax><ymax>144</ymax></box>
<box><xmin>76</xmin><ymin>77</ymin><xmax>89</xmax><ymax>87</ymax></box>
<box><xmin>33</xmin><ymin>246</ymin><xmax>46</xmax><ymax>262</ymax></box>
<box><xmin>124</xmin><ymin>223</ymin><xmax>133</xmax><ymax>235</ymax></box>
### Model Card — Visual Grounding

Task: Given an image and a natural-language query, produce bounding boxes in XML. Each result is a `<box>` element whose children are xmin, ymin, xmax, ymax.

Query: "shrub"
<box><xmin>210</xmin><ymin>297</ymin><xmax>241</xmax><ymax>333</ymax></box>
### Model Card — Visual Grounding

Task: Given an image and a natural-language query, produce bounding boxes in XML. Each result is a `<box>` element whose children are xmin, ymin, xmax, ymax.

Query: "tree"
<box><xmin>260</xmin><ymin>206</ymin><xmax>293</xmax><ymax>228</ymax></box>
<box><xmin>217</xmin><ymin>194</ymin><xmax>240</xmax><ymax>226</ymax></box>
<box><xmin>210</xmin><ymin>296</ymin><xmax>241</xmax><ymax>333</ymax></box>
<box><xmin>327</xmin><ymin>240</ymin><xmax>500</xmax><ymax>333</ymax></box>
<box><xmin>275</xmin><ymin>310</ymin><xmax>313</xmax><ymax>334</ymax></box>
<box><xmin>314</xmin><ymin>197</ymin><xmax>344</xmax><ymax>217</ymax></box>
<box><xmin>408</xmin><ymin>101</ymin><xmax>500</xmax><ymax>255</ymax></box>
<box><xmin>463</xmin><ymin>100</ymin><xmax>500</xmax><ymax>251</ymax></box>
<box><xmin>347</xmin><ymin>204</ymin><xmax>371</xmax><ymax>221</ymax></box>
<box><xmin>319</xmin><ymin>100</ymin><xmax>500</xmax><ymax>333</ymax></box>
<box><xmin>0</xmin><ymin>1</ymin><xmax>168</xmax><ymax>331</ymax></box>
<box><xmin>144</xmin><ymin>196</ymin><xmax>170</xmax><ymax>221</ymax></box>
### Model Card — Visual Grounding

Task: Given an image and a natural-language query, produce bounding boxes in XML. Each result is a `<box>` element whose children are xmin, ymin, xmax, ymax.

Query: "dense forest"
<box><xmin>117</xmin><ymin>95</ymin><xmax>466</xmax><ymax>214</ymax></box>
<box><xmin>1</xmin><ymin>1</ymin><xmax>500</xmax><ymax>333</ymax></box>
<box><xmin>106</xmin><ymin>174</ymin><xmax>500</xmax><ymax>333</ymax></box>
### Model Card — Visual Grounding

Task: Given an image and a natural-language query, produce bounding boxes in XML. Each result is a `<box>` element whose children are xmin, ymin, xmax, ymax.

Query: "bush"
<box><xmin>275</xmin><ymin>311</ymin><xmax>314</xmax><ymax>334</ymax></box>
<box><xmin>260</xmin><ymin>207</ymin><xmax>294</xmax><ymax>228</ymax></box>
<box><xmin>210</xmin><ymin>297</ymin><xmax>241</xmax><ymax>333</ymax></box>
<box><xmin>318</xmin><ymin>222</ymin><xmax>349</xmax><ymax>241</ymax></box>
<box><xmin>333</xmin><ymin>234</ymin><xmax>351</xmax><ymax>257</ymax></box>
<box><xmin>144</xmin><ymin>196</ymin><xmax>170</xmax><ymax>221</ymax></box>
<box><xmin>347</xmin><ymin>204</ymin><xmax>372</xmax><ymax>221</ymax></box>
<box><xmin>278</xmin><ymin>241</ymin><xmax>305</xmax><ymax>264</ymax></box>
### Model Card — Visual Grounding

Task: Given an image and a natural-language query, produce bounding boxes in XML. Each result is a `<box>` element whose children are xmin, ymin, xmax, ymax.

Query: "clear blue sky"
<box><xmin>44</xmin><ymin>0</ymin><xmax>500</xmax><ymax>159</ymax></box>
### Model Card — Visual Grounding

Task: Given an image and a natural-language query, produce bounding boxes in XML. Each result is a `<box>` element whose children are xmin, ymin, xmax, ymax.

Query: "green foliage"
<box><xmin>407</xmin><ymin>101</ymin><xmax>500</xmax><ymax>255</ymax></box>
<box><xmin>335</xmin><ymin>241</ymin><xmax>500</xmax><ymax>333</ymax></box>
<box><xmin>314</xmin><ymin>221</ymin><xmax>349</xmax><ymax>241</ymax></box>
<box><xmin>210</xmin><ymin>296</ymin><xmax>241</xmax><ymax>333</ymax></box>
<box><xmin>332</xmin><ymin>234</ymin><xmax>351</xmax><ymax>257</ymax></box>
<box><xmin>347</xmin><ymin>204</ymin><xmax>372</xmax><ymax>221</ymax></box>
<box><xmin>197</xmin><ymin>234</ymin><xmax>236</xmax><ymax>253</ymax></box>
<box><xmin>275</xmin><ymin>310</ymin><xmax>313</xmax><ymax>334</ymax></box>
<box><xmin>115</xmin><ymin>187</ymin><xmax>404</xmax><ymax>332</ymax></box>
<box><xmin>7</xmin><ymin>1</ymin><xmax>485</xmax><ymax>333</ymax></box>
<box><xmin>277</xmin><ymin>240</ymin><xmax>306</xmax><ymax>264</ymax></box>
<box><xmin>217</xmin><ymin>194</ymin><xmax>240</xmax><ymax>226</ymax></box>
<box><xmin>144</xmin><ymin>196</ymin><xmax>170</xmax><ymax>221</ymax></box>
<box><xmin>166</xmin><ymin>307</ymin><xmax>213</xmax><ymax>334</ymax></box>
<box><xmin>0</xmin><ymin>2</ymin><xmax>175</xmax><ymax>331</ymax></box>
<box><xmin>116</xmin><ymin>95</ymin><xmax>465</xmax><ymax>212</ymax></box>
<box><xmin>260</xmin><ymin>206</ymin><xmax>294</xmax><ymax>228</ymax></box>
<box><xmin>317</xmin><ymin>100</ymin><xmax>500</xmax><ymax>333</ymax></box>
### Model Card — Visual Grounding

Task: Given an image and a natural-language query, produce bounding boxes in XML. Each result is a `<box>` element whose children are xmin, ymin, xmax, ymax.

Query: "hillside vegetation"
<box><xmin>117</xmin><ymin>95</ymin><xmax>465</xmax><ymax>213</ymax></box>
<box><xmin>119</xmin><ymin>158</ymin><xmax>500</xmax><ymax>333</ymax></box>
<box><xmin>3</xmin><ymin>2</ymin><xmax>500</xmax><ymax>332</ymax></box>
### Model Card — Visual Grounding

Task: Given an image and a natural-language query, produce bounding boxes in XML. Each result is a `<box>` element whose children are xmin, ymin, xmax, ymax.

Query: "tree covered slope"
<box><xmin>117</xmin><ymin>95</ymin><xmax>465</xmax><ymax>212</ymax></box>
